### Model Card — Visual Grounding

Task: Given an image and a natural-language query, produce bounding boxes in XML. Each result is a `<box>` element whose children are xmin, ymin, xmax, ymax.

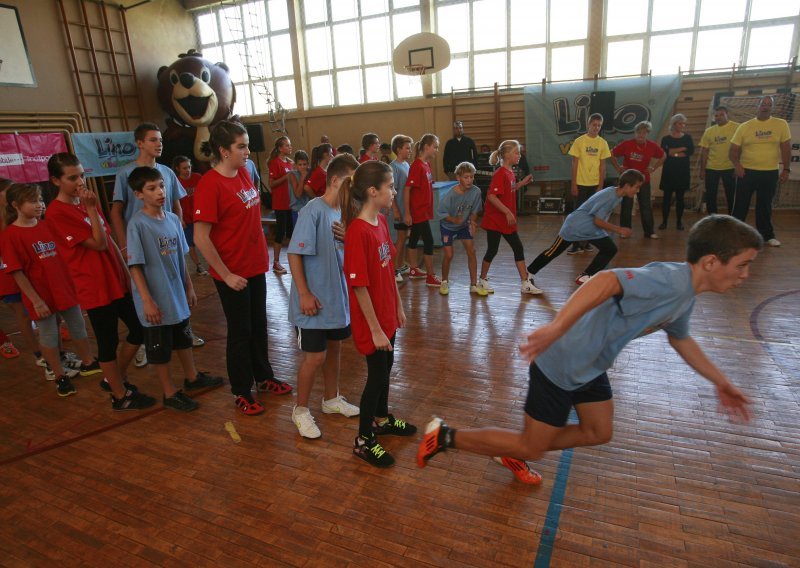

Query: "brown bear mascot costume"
<box><xmin>157</xmin><ymin>49</ymin><xmax>236</xmax><ymax>169</ymax></box>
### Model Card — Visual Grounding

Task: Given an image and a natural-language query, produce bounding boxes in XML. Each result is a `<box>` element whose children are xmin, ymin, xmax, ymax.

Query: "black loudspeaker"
<box><xmin>246</xmin><ymin>123</ymin><xmax>266</xmax><ymax>153</ymax></box>
<box><xmin>590</xmin><ymin>91</ymin><xmax>616</xmax><ymax>131</ymax></box>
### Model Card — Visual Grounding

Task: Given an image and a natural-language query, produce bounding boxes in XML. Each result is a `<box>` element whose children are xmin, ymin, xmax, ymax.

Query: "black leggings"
<box><xmin>214</xmin><ymin>274</ymin><xmax>274</xmax><ymax>396</ymax></box>
<box><xmin>661</xmin><ymin>187</ymin><xmax>686</xmax><ymax>225</ymax></box>
<box><xmin>483</xmin><ymin>230</ymin><xmax>525</xmax><ymax>263</ymax></box>
<box><xmin>407</xmin><ymin>221</ymin><xmax>433</xmax><ymax>256</ymax></box>
<box><xmin>86</xmin><ymin>294</ymin><xmax>143</xmax><ymax>362</ymax></box>
<box><xmin>274</xmin><ymin>209</ymin><xmax>293</xmax><ymax>243</ymax></box>
<box><xmin>359</xmin><ymin>335</ymin><xmax>395</xmax><ymax>438</ymax></box>
<box><xmin>527</xmin><ymin>235</ymin><xmax>617</xmax><ymax>276</ymax></box>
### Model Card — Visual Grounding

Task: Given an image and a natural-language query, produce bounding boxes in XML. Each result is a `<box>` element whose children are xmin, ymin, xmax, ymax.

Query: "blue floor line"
<box><xmin>534</xmin><ymin>410</ymin><xmax>578</xmax><ymax>567</ymax></box>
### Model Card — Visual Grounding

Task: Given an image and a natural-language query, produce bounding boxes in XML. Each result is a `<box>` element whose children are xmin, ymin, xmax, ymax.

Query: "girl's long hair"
<box><xmin>413</xmin><ymin>134</ymin><xmax>438</xmax><ymax>159</ymax></box>
<box><xmin>269</xmin><ymin>136</ymin><xmax>290</xmax><ymax>162</ymax></box>
<box><xmin>4</xmin><ymin>183</ymin><xmax>42</xmax><ymax>226</ymax></box>
<box><xmin>339</xmin><ymin>160</ymin><xmax>392</xmax><ymax>228</ymax></box>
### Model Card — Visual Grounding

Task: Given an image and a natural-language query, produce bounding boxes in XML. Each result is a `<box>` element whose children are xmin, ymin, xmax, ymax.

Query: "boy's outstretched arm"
<box><xmin>668</xmin><ymin>335</ymin><xmax>751</xmax><ymax>423</ymax></box>
<box><xmin>520</xmin><ymin>271</ymin><xmax>621</xmax><ymax>361</ymax></box>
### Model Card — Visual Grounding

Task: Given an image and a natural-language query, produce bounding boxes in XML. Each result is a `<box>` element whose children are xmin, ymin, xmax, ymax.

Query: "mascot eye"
<box><xmin>201</xmin><ymin>68</ymin><xmax>211</xmax><ymax>83</ymax></box>
<box><xmin>170</xmin><ymin>71</ymin><xmax>179</xmax><ymax>85</ymax></box>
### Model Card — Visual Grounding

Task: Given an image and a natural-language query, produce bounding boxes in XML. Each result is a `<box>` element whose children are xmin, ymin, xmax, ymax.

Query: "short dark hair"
<box><xmin>686</xmin><ymin>215</ymin><xmax>763</xmax><ymax>264</ymax></box>
<box><xmin>134</xmin><ymin>122</ymin><xmax>161</xmax><ymax>142</ymax></box>
<box><xmin>618</xmin><ymin>169</ymin><xmax>644</xmax><ymax>188</ymax></box>
<box><xmin>588</xmin><ymin>113</ymin><xmax>604</xmax><ymax>123</ymax></box>
<box><xmin>391</xmin><ymin>134</ymin><xmax>412</xmax><ymax>154</ymax></box>
<box><xmin>327</xmin><ymin>152</ymin><xmax>359</xmax><ymax>186</ymax></box>
<box><xmin>714</xmin><ymin>106</ymin><xmax>728</xmax><ymax>113</ymax></box>
<box><xmin>129</xmin><ymin>166</ymin><xmax>163</xmax><ymax>193</ymax></box>
<box><xmin>337</xmin><ymin>144</ymin><xmax>354</xmax><ymax>154</ymax></box>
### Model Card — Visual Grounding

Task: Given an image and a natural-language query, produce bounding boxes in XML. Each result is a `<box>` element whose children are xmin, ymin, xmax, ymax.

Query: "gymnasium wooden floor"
<box><xmin>1</xmin><ymin>210</ymin><xmax>798</xmax><ymax>568</ymax></box>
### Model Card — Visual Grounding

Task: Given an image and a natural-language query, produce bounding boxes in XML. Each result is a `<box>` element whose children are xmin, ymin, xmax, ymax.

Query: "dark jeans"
<box><xmin>732</xmin><ymin>169</ymin><xmax>779</xmax><ymax>241</ymax></box>
<box><xmin>214</xmin><ymin>274</ymin><xmax>274</xmax><ymax>397</ymax></box>
<box><xmin>661</xmin><ymin>187</ymin><xmax>686</xmax><ymax>226</ymax></box>
<box><xmin>620</xmin><ymin>182</ymin><xmax>654</xmax><ymax>235</ymax></box>
<box><xmin>527</xmin><ymin>235</ymin><xmax>618</xmax><ymax>276</ymax></box>
<box><xmin>704</xmin><ymin>169</ymin><xmax>736</xmax><ymax>214</ymax></box>
<box><xmin>359</xmin><ymin>335</ymin><xmax>395</xmax><ymax>438</ymax></box>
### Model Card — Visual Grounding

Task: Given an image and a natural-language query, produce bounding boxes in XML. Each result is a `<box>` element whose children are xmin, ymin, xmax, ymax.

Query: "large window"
<box><xmin>435</xmin><ymin>0</ymin><xmax>588</xmax><ymax>91</ymax></box>
<box><xmin>302</xmin><ymin>0</ymin><xmax>421</xmax><ymax>107</ymax></box>
<box><xmin>603</xmin><ymin>0</ymin><xmax>800</xmax><ymax>76</ymax></box>
<box><xmin>196</xmin><ymin>1</ymin><xmax>297</xmax><ymax>113</ymax></box>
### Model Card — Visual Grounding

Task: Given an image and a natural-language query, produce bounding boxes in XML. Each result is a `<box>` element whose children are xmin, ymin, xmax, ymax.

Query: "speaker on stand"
<box><xmin>245</xmin><ymin>123</ymin><xmax>267</xmax><ymax>194</ymax></box>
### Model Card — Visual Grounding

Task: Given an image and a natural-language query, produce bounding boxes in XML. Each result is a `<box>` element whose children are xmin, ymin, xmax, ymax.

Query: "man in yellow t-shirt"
<box><xmin>699</xmin><ymin>106</ymin><xmax>739</xmax><ymax>214</ymax></box>
<box><xmin>729</xmin><ymin>96</ymin><xmax>792</xmax><ymax>247</ymax></box>
<box><xmin>567</xmin><ymin>113</ymin><xmax>611</xmax><ymax>253</ymax></box>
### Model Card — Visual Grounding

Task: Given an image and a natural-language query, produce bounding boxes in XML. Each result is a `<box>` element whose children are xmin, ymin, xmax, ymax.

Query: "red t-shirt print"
<box><xmin>481</xmin><ymin>167</ymin><xmax>517</xmax><ymax>234</ymax></box>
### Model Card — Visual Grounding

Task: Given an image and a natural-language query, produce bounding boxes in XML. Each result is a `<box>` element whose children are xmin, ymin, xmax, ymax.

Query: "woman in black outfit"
<box><xmin>659</xmin><ymin>114</ymin><xmax>694</xmax><ymax>230</ymax></box>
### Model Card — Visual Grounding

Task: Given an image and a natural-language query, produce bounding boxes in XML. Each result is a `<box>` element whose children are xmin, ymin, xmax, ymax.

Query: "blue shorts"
<box><xmin>183</xmin><ymin>223</ymin><xmax>195</xmax><ymax>247</ymax></box>
<box><xmin>440</xmin><ymin>225</ymin><xmax>472</xmax><ymax>246</ymax></box>
<box><xmin>1</xmin><ymin>293</ymin><xmax>22</xmax><ymax>304</ymax></box>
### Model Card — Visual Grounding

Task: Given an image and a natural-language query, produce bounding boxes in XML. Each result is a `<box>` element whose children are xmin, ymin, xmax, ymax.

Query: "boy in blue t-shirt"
<box><xmin>526</xmin><ymin>169</ymin><xmax>644</xmax><ymax>291</ymax></box>
<box><xmin>287</xmin><ymin>154</ymin><xmax>361</xmax><ymax>439</ymax></box>
<box><xmin>126</xmin><ymin>167</ymin><xmax>223</xmax><ymax>412</ymax></box>
<box><xmin>418</xmin><ymin>215</ymin><xmax>761</xmax><ymax>485</ymax></box>
<box><xmin>437</xmin><ymin>162</ymin><xmax>485</xmax><ymax>297</ymax></box>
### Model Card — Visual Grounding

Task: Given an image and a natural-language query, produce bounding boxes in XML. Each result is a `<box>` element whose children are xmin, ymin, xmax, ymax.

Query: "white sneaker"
<box><xmin>35</xmin><ymin>355</ymin><xmax>47</xmax><ymax>367</ymax></box>
<box><xmin>521</xmin><ymin>279</ymin><xmax>543</xmax><ymax>295</ymax></box>
<box><xmin>766</xmin><ymin>238</ymin><xmax>781</xmax><ymax>247</ymax></box>
<box><xmin>395</xmin><ymin>272</ymin><xmax>404</xmax><ymax>283</ymax></box>
<box><xmin>575</xmin><ymin>273</ymin><xmax>591</xmax><ymax>285</ymax></box>
<box><xmin>134</xmin><ymin>345</ymin><xmax>148</xmax><ymax>368</ymax></box>
<box><xmin>321</xmin><ymin>394</ymin><xmax>360</xmax><ymax>417</ymax></box>
<box><xmin>191</xmin><ymin>334</ymin><xmax>205</xmax><ymax>347</ymax></box>
<box><xmin>45</xmin><ymin>364</ymin><xmax>79</xmax><ymax>381</ymax></box>
<box><xmin>648</xmin><ymin>233</ymin><xmax>660</xmax><ymax>239</ymax></box>
<box><xmin>477</xmin><ymin>277</ymin><xmax>494</xmax><ymax>294</ymax></box>
<box><xmin>470</xmin><ymin>284</ymin><xmax>489</xmax><ymax>296</ymax></box>
<box><xmin>292</xmin><ymin>406</ymin><xmax>322</xmax><ymax>438</ymax></box>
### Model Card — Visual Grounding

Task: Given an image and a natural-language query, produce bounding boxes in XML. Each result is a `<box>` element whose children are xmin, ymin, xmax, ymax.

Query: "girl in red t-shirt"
<box><xmin>195</xmin><ymin>120</ymin><xmax>292</xmax><ymax>416</ymax></box>
<box><xmin>2</xmin><ymin>183</ymin><xmax>100</xmax><ymax>397</ymax></box>
<box><xmin>342</xmin><ymin>160</ymin><xmax>415</xmax><ymax>468</ymax></box>
<box><xmin>478</xmin><ymin>140</ymin><xmax>536</xmax><ymax>295</ymax></box>
<box><xmin>173</xmin><ymin>155</ymin><xmax>209</xmax><ymax>275</ymax></box>
<box><xmin>358</xmin><ymin>133</ymin><xmax>380</xmax><ymax>163</ymax></box>
<box><xmin>267</xmin><ymin>136</ymin><xmax>294</xmax><ymax>274</ymax></box>
<box><xmin>46</xmin><ymin>153</ymin><xmax>158</xmax><ymax>410</ymax></box>
<box><xmin>403</xmin><ymin>133</ymin><xmax>441</xmax><ymax>286</ymax></box>
<box><xmin>0</xmin><ymin>177</ymin><xmax>37</xmax><ymax>362</ymax></box>
<box><xmin>305</xmin><ymin>143</ymin><xmax>334</xmax><ymax>198</ymax></box>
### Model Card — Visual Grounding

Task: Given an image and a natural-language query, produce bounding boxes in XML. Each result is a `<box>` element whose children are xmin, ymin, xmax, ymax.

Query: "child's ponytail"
<box><xmin>339</xmin><ymin>175</ymin><xmax>358</xmax><ymax>229</ymax></box>
<box><xmin>413</xmin><ymin>133</ymin><xmax>438</xmax><ymax>159</ymax></box>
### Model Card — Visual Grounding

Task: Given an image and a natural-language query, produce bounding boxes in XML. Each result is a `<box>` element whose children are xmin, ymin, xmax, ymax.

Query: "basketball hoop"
<box><xmin>404</xmin><ymin>64</ymin><xmax>426</xmax><ymax>87</ymax></box>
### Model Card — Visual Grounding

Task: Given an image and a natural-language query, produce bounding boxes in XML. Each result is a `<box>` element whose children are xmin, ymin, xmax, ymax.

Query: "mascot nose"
<box><xmin>179</xmin><ymin>73</ymin><xmax>195</xmax><ymax>89</ymax></box>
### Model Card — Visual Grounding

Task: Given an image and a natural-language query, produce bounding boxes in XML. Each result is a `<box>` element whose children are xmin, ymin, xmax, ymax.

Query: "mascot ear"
<box><xmin>217</xmin><ymin>62</ymin><xmax>230</xmax><ymax>73</ymax></box>
<box><xmin>157</xmin><ymin>65</ymin><xmax>168</xmax><ymax>79</ymax></box>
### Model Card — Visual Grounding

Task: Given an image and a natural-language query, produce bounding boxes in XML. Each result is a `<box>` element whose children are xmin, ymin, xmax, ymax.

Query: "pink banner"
<box><xmin>0</xmin><ymin>133</ymin><xmax>67</xmax><ymax>182</ymax></box>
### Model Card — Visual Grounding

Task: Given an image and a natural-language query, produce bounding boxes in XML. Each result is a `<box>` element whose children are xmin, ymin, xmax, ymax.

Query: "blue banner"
<box><xmin>524</xmin><ymin>75</ymin><xmax>683</xmax><ymax>181</ymax></box>
<box><xmin>72</xmin><ymin>132</ymin><xmax>138</xmax><ymax>178</ymax></box>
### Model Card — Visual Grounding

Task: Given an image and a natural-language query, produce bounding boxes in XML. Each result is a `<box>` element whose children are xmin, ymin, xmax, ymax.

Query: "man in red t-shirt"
<box><xmin>610</xmin><ymin>121</ymin><xmax>665</xmax><ymax>239</ymax></box>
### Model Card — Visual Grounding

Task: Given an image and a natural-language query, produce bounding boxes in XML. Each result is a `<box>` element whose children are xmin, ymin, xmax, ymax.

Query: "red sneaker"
<box><xmin>425</xmin><ymin>274</ymin><xmax>442</xmax><ymax>287</ymax></box>
<box><xmin>494</xmin><ymin>456</ymin><xmax>542</xmax><ymax>485</ymax></box>
<box><xmin>257</xmin><ymin>377</ymin><xmax>293</xmax><ymax>395</ymax></box>
<box><xmin>235</xmin><ymin>395</ymin><xmax>265</xmax><ymax>415</ymax></box>
<box><xmin>1</xmin><ymin>341</ymin><xmax>20</xmax><ymax>359</ymax></box>
<box><xmin>408</xmin><ymin>267</ymin><xmax>427</xmax><ymax>279</ymax></box>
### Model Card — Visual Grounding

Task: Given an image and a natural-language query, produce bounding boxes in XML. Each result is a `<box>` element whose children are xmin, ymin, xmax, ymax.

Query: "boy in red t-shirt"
<box><xmin>172</xmin><ymin>156</ymin><xmax>209</xmax><ymax>275</ymax></box>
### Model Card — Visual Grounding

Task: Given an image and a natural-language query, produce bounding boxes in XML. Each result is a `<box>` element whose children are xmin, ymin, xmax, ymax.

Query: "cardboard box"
<box><xmin>538</xmin><ymin>197</ymin><xmax>564</xmax><ymax>214</ymax></box>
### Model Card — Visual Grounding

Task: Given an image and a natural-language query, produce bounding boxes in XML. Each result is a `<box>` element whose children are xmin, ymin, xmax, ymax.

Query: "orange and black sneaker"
<box><xmin>417</xmin><ymin>416</ymin><xmax>449</xmax><ymax>468</ymax></box>
<box><xmin>494</xmin><ymin>456</ymin><xmax>542</xmax><ymax>485</ymax></box>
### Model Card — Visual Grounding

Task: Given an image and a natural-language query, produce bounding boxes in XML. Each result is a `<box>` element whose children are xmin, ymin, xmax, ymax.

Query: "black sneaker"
<box><xmin>353</xmin><ymin>435</ymin><xmax>395</xmax><ymax>468</ymax></box>
<box><xmin>184</xmin><ymin>371</ymin><xmax>225</xmax><ymax>391</ymax></box>
<box><xmin>373</xmin><ymin>414</ymin><xmax>417</xmax><ymax>436</ymax></box>
<box><xmin>163</xmin><ymin>390</ymin><xmax>199</xmax><ymax>412</ymax></box>
<box><xmin>79</xmin><ymin>358</ymin><xmax>102</xmax><ymax>376</ymax></box>
<box><xmin>99</xmin><ymin>377</ymin><xmax>139</xmax><ymax>393</ymax></box>
<box><xmin>56</xmin><ymin>376</ymin><xmax>77</xmax><ymax>397</ymax></box>
<box><xmin>111</xmin><ymin>390</ymin><xmax>157</xmax><ymax>411</ymax></box>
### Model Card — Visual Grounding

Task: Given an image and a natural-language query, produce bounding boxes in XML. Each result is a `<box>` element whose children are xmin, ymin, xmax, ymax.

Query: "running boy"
<box><xmin>288</xmin><ymin>153</ymin><xmax>361</xmax><ymax>438</ymax></box>
<box><xmin>126</xmin><ymin>167</ymin><xmax>224</xmax><ymax>412</ymax></box>
<box><xmin>437</xmin><ymin>162</ymin><xmax>485</xmax><ymax>297</ymax></box>
<box><xmin>567</xmin><ymin>113</ymin><xmax>611</xmax><ymax>254</ymax></box>
<box><xmin>527</xmin><ymin>169</ymin><xmax>644</xmax><ymax>290</ymax></box>
<box><xmin>419</xmin><ymin>215</ymin><xmax>760</xmax><ymax>483</ymax></box>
